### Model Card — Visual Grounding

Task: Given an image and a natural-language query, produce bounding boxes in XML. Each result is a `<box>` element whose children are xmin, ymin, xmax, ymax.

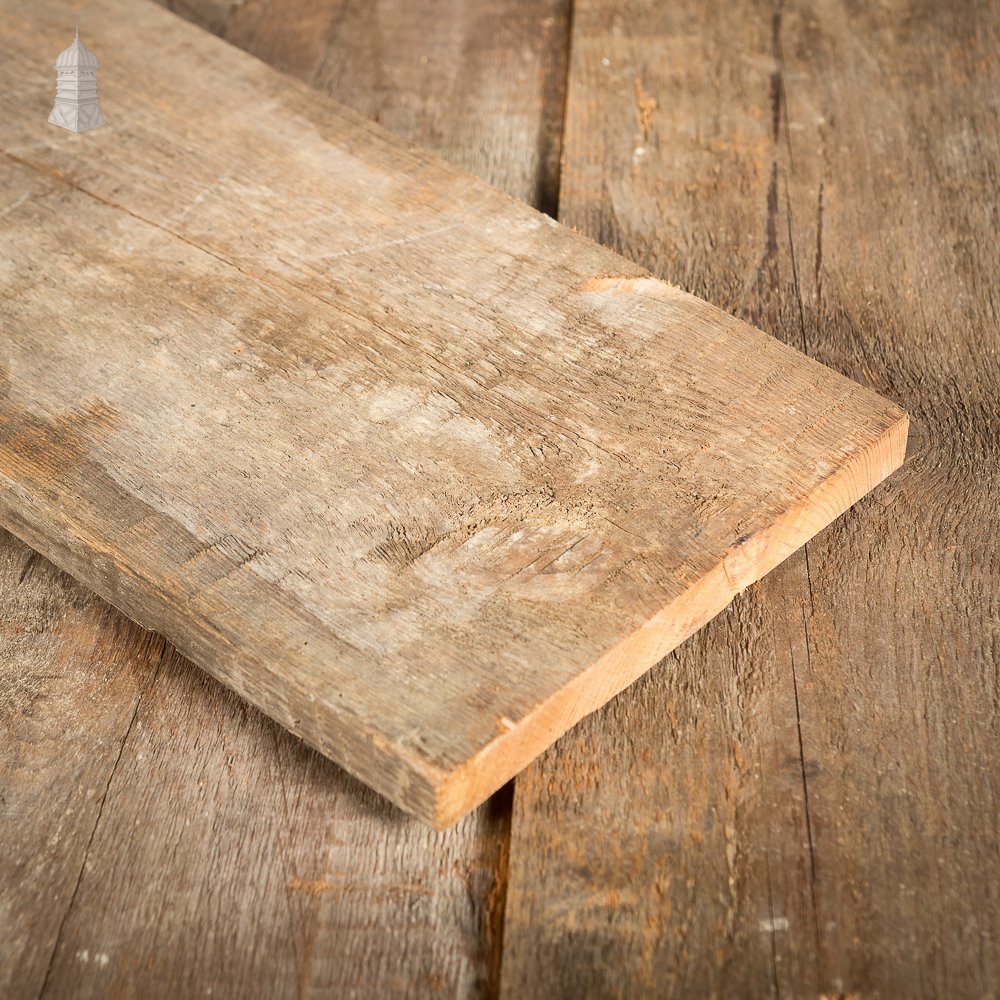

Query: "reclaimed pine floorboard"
<box><xmin>501</xmin><ymin>1</ymin><xmax>1000</xmax><ymax>997</ymax></box>
<box><xmin>0</xmin><ymin>0</ymin><xmax>569</xmax><ymax>996</ymax></box>
<box><xmin>1</xmin><ymin>0</ymin><xmax>903</xmax><ymax>825</ymax></box>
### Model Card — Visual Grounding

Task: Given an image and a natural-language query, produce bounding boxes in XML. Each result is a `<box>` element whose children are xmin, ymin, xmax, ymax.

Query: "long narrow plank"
<box><xmin>2</xmin><ymin>0</ymin><xmax>569</xmax><ymax>995</ymax></box>
<box><xmin>502</xmin><ymin>0</ymin><xmax>999</xmax><ymax>995</ymax></box>
<box><xmin>0</xmin><ymin>0</ymin><xmax>568</xmax><ymax>997</ymax></box>
<box><xmin>0</xmin><ymin>0</ymin><xmax>905</xmax><ymax>828</ymax></box>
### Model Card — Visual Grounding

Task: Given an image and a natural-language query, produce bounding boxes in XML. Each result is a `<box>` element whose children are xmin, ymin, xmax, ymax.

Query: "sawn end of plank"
<box><xmin>434</xmin><ymin>408</ymin><xmax>907</xmax><ymax>828</ymax></box>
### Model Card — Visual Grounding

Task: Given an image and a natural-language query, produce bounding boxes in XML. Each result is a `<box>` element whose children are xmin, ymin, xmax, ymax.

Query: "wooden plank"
<box><xmin>502</xmin><ymin>0</ymin><xmax>1000</xmax><ymax>996</ymax></box>
<box><xmin>0</xmin><ymin>0</ymin><xmax>905</xmax><ymax>829</ymax></box>
<box><xmin>2</xmin><ymin>0</ymin><xmax>570</xmax><ymax>995</ymax></box>
<box><xmin>31</xmin><ymin>654</ymin><xmax>513</xmax><ymax>1000</ymax></box>
<box><xmin>0</xmin><ymin>532</ymin><xmax>171</xmax><ymax>999</ymax></box>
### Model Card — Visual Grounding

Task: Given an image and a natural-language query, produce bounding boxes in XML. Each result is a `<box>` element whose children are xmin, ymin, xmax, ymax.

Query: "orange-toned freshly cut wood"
<box><xmin>0</xmin><ymin>0</ymin><xmax>906</xmax><ymax>827</ymax></box>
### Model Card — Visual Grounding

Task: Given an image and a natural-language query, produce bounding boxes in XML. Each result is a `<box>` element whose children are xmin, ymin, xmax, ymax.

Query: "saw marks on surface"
<box><xmin>0</xmin><ymin>526</ymin><xmax>513</xmax><ymax>1000</ymax></box>
<box><xmin>1</xmin><ymin>0</ymin><xmax>904</xmax><ymax>828</ymax></box>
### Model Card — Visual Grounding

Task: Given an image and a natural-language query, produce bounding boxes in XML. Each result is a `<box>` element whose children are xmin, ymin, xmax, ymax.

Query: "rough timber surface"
<box><xmin>0</xmin><ymin>0</ymin><xmax>905</xmax><ymax>829</ymax></box>
<box><xmin>501</xmin><ymin>0</ymin><xmax>1000</xmax><ymax>997</ymax></box>
<box><xmin>1</xmin><ymin>0</ymin><xmax>566</xmax><ymax>996</ymax></box>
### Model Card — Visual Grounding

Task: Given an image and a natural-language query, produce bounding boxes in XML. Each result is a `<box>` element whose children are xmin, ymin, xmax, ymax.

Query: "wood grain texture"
<box><xmin>166</xmin><ymin>0</ymin><xmax>569</xmax><ymax>214</ymax></box>
<box><xmin>502</xmin><ymin>0</ymin><xmax>999</xmax><ymax>996</ymax></box>
<box><xmin>0</xmin><ymin>532</ymin><xmax>171</xmax><ymax>999</ymax></box>
<box><xmin>0</xmin><ymin>0</ymin><xmax>904</xmax><ymax>828</ymax></box>
<box><xmin>2</xmin><ymin>0</ymin><xmax>567</xmax><ymax>996</ymax></box>
<box><xmin>0</xmin><ymin>528</ymin><xmax>512</xmax><ymax>999</ymax></box>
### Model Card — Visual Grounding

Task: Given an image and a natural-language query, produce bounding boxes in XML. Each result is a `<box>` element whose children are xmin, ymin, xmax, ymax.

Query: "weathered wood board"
<box><xmin>0</xmin><ymin>0</ymin><xmax>906</xmax><ymax>826</ymax></box>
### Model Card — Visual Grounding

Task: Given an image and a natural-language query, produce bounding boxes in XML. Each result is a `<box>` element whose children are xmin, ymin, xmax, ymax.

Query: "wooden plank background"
<box><xmin>501</xmin><ymin>2</ymin><xmax>1000</xmax><ymax>996</ymax></box>
<box><xmin>1</xmin><ymin>0</ymin><xmax>996</xmax><ymax>996</ymax></box>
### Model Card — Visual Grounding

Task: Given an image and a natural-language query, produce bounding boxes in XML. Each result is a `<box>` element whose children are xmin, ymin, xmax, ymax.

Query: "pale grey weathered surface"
<box><xmin>2</xmin><ymin>0</ymin><xmax>995</xmax><ymax>995</ymax></box>
<box><xmin>0</xmin><ymin>0</ymin><xmax>903</xmax><ymax>828</ymax></box>
<box><xmin>0</xmin><ymin>536</ymin><xmax>507</xmax><ymax>998</ymax></box>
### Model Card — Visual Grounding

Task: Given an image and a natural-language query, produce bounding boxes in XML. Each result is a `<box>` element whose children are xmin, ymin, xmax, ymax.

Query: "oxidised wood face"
<box><xmin>0</xmin><ymin>0</ymin><xmax>905</xmax><ymax>826</ymax></box>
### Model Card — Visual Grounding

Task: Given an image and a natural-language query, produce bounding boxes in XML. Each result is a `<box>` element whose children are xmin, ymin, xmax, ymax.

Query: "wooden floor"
<box><xmin>1</xmin><ymin>0</ymin><xmax>996</xmax><ymax>996</ymax></box>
